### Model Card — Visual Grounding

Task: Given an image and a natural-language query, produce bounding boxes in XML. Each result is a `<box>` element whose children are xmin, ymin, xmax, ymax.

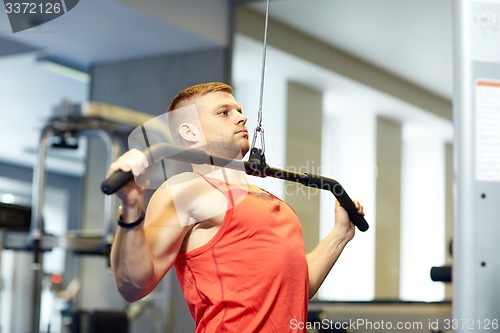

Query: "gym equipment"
<box><xmin>453</xmin><ymin>0</ymin><xmax>500</xmax><ymax>327</ymax></box>
<box><xmin>101</xmin><ymin>142</ymin><xmax>368</xmax><ymax>232</ymax></box>
<box><xmin>1</xmin><ymin>100</ymin><xmax>152</xmax><ymax>333</ymax></box>
<box><xmin>101</xmin><ymin>0</ymin><xmax>368</xmax><ymax>232</ymax></box>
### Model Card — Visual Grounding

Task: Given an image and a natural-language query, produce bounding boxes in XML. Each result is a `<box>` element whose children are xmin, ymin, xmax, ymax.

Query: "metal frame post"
<box><xmin>453</xmin><ymin>0</ymin><xmax>500</xmax><ymax>329</ymax></box>
<box><xmin>29</xmin><ymin>118</ymin><xmax>129</xmax><ymax>333</ymax></box>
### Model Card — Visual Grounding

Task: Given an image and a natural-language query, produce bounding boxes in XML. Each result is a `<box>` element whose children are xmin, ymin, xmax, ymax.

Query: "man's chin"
<box><xmin>240</xmin><ymin>144</ymin><xmax>250</xmax><ymax>158</ymax></box>
<box><xmin>206</xmin><ymin>141</ymin><xmax>246</xmax><ymax>160</ymax></box>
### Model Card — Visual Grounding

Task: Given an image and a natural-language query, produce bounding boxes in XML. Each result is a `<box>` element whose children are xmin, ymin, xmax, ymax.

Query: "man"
<box><xmin>109</xmin><ymin>82</ymin><xmax>364</xmax><ymax>332</ymax></box>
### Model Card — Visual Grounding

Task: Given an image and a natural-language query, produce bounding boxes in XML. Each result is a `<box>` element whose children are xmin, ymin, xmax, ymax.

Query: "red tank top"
<box><xmin>174</xmin><ymin>176</ymin><xmax>309</xmax><ymax>333</ymax></box>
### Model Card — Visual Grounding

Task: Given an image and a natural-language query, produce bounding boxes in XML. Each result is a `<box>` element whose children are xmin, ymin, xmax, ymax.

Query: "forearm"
<box><xmin>110</xmin><ymin>206</ymin><xmax>156</xmax><ymax>302</ymax></box>
<box><xmin>306</xmin><ymin>231</ymin><xmax>350</xmax><ymax>298</ymax></box>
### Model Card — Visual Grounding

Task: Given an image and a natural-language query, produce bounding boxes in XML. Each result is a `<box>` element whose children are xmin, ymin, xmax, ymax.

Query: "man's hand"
<box><xmin>108</xmin><ymin>148</ymin><xmax>148</xmax><ymax>214</ymax></box>
<box><xmin>333</xmin><ymin>199</ymin><xmax>364</xmax><ymax>243</ymax></box>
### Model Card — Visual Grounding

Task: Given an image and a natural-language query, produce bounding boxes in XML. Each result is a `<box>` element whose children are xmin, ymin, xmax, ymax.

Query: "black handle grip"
<box><xmin>100</xmin><ymin>144</ymin><xmax>369</xmax><ymax>232</ymax></box>
<box><xmin>101</xmin><ymin>170</ymin><xmax>133</xmax><ymax>195</ymax></box>
<box><xmin>336</xmin><ymin>190</ymin><xmax>369</xmax><ymax>232</ymax></box>
<box><xmin>430</xmin><ymin>266</ymin><xmax>452</xmax><ymax>283</ymax></box>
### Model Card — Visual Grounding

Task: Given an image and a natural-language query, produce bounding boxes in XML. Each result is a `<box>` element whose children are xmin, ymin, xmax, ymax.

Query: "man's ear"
<box><xmin>178</xmin><ymin>122</ymin><xmax>201</xmax><ymax>144</ymax></box>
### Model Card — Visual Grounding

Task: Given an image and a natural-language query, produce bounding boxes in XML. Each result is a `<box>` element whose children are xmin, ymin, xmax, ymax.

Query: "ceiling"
<box><xmin>0</xmin><ymin>0</ymin><xmax>454</xmax><ymax>99</ymax></box>
<box><xmin>0</xmin><ymin>0</ymin><xmax>229</xmax><ymax>67</ymax></box>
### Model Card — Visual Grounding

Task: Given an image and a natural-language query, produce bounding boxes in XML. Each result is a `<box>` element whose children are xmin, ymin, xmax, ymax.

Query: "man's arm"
<box><xmin>110</xmin><ymin>184</ymin><xmax>190</xmax><ymax>302</ymax></box>
<box><xmin>107</xmin><ymin>150</ymin><xmax>196</xmax><ymax>303</ymax></box>
<box><xmin>306</xmin><ymin>200</ymin><xmax>363</xmax><ymax>298</ymax></box>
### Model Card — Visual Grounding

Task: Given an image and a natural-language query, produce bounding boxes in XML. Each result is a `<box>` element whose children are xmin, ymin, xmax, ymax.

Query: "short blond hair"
<box><xmin>167</xmin><ymin>82</ymin><xmax>233</xmax><ymax>145</ymax></box>
<box><xmin>167</xmin><ymin>82</ymin><xmax>233</xmax><ymax>112</ymax></box>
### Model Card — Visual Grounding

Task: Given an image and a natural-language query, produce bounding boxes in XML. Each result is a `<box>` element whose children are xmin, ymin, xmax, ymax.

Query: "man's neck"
<box><xmin>192</xmin><ymin>164</ymin><xmax>249</xmax><ymax>188</ymax></box>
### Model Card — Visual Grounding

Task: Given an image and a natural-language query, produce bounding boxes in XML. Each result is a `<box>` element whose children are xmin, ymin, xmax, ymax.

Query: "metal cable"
<box><xmin>250</xmin><ymin>0</ymin><xmax>270</xmax><ymax>155</ymax></box>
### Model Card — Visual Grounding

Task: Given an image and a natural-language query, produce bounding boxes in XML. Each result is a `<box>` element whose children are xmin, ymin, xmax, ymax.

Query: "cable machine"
<box><xmin>453</xmin><ymin>0</ymin><xmax>500</xmax><ymax>328</ymax></box>
<box><xmin>101</xmin><ymin>0</ymin><xmax>368</xmax><ymax>232</ymax></box>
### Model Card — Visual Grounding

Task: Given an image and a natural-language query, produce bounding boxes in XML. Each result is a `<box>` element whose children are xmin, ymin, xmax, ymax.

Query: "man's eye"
<box><xmin>219</xmin><ymin>110</ymin><xmax>228</xmax><ymax>115</ymax></box>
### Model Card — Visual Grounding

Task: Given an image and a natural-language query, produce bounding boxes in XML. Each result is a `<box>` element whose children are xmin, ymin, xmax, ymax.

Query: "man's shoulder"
<box><xmin>152</xmin><ymin>172</ymin><xmax>215</xmax><ymax>198</ymax></box>
<box><xmin>166</xmin><ymin>171</ymin><xmax>204</xmax><ymax>185</ymax></box>
<box><xmin>149</xmin><ymin>172</ymin><xmax>227</xmax><ymax>225</ymax></box>
<box><xmin>150</xmin><ymin>172</ymin><xmax>201</xmax><ymax>191</ymax></box>
<box><xmin>148</xmin><ymin>172</ymin><xmax>214</xmax><ymax>212</ymax></box>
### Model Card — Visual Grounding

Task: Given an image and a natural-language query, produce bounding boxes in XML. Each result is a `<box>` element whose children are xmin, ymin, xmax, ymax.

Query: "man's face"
<box><xmin>196</xmin><ymin>91</ymin><xmax>249</xmax><ymax>158</ymax></box>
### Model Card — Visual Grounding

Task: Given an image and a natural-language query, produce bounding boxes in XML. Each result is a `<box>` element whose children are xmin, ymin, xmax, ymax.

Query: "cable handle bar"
<box><xmin>101</xmin><ymin>143</ymin><xmax>369</xmax><ymax>232</ymax></box>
